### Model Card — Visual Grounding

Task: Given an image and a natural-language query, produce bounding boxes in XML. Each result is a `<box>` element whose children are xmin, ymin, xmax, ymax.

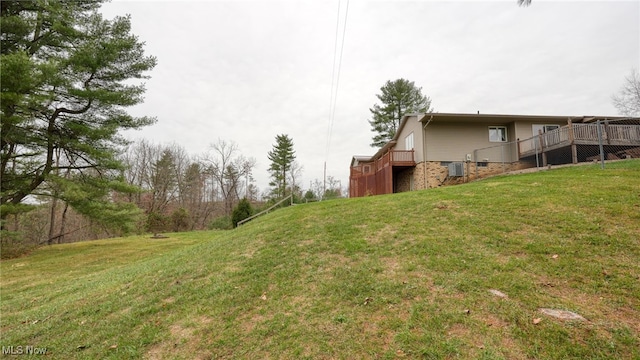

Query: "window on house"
<box><xmin>489</xmin><ymin>126</ymin><xmax>507</xmax><ymax>142</ymax></box>
<box><xmin>532</xmin><ymin>124</ymin><xmax>560</xmax><ymax>134</ymax></box>
<box><xmin>405</xmin><ymin>132</ymin><xmax>414</xmax><ymax>150</ymax></box>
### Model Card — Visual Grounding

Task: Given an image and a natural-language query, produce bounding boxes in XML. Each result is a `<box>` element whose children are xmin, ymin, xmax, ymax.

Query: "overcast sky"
<box><xmin>100</xmin><ymin>0</ymin><xmax>639</xmax><ymax>195</ymax></box>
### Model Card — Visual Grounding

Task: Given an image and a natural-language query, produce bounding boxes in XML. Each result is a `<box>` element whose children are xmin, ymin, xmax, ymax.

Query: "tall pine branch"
<box><xmin>368</xmin><ymin>79</ymin><xmax>433</xmax><ymax>148</ymax></box>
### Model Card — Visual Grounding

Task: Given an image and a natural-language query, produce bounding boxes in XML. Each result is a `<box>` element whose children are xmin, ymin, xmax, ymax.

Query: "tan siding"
<box><xmin>513</xmin><ymin>120</ymin><xmax>568</xmax><ymax>140</ymax></box>
<box><xmin>424</xmin><ymin>122</ymin><xmax>506</xmax><ymax>161</ymax></box>
<box><xmin>395</xmin><ymin>116</ymin><xmax>424</xmax><ymax>162</ymax></box>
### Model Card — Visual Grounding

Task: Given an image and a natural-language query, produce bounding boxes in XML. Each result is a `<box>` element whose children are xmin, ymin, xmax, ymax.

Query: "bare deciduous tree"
<box><xmin>612</xmin><ymin>69</ymin><xmax>640</xmax><ymax>117</ymax></box>
<box><xmin>205</xmin><ymin>139</ymin><xmax>256</xmax><ymax>215</ymax></box>
<box><xmin>310</xmin><ymin>179</ymin><xmax>324</xmax><ymax>201</ymax></box>
<box><xmin>288</xmin><ymin>161</ymin><xmax>304</xmax><ymax>200</ymax></box>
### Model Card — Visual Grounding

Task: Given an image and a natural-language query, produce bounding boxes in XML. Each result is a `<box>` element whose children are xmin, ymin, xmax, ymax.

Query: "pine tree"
<box><xmin>267</xmin><ymin>134</ymin><xmax>296</xmax><ymax>199</ymax></box>
<box><xmin>1</xmin><ymin>1</ymin><xmax>157</xmax><ymax>232</ymax></box>
<box><xmin>368</xmin><ymin>79</ymin><xmax>433</xmax><ymax>148</ymax></box>
<box><xmin>231</xmin><ymin>198</ymin><xmax>253</xmax><ymax>228</ymax></box>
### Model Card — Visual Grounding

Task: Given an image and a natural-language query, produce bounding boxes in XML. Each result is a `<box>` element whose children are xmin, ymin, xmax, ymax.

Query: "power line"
<box><xmin>324</xmin><ymin>0</ymin><xmax>349</xmax><ymax>160</ymax></box>
<box><xmin>326</xmin><ymin>0</ymin><xmax>341</xmax><ymax>150</ymax></box>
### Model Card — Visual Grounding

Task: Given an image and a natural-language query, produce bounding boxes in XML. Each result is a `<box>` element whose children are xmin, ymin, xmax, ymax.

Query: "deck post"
<box><xmin>534</xmin><ymin>138</ymin><xmax>539</xmax><ymax>168</ymax></box>
<box><xmin>568</xmin><ymin>118</ymin><xmax>577</xmax><ymax>164</ymax></box>
<box><xmin>604</xmin><ymin>120</ymin><xmax>611</xmax><ymax>145</ymax></box>
<box><xmin>538</xmin><ymin>129</ymin><xmax>547</xmax><ymax>167</ymax></box>
<box><xmin>597</xmin><ymin>120</ymin><xmax>605</xmax><ymax>169</ymax></box>
<box><xmin>474</xmin><ymin>149</ymin><xmax>479</xmax><ymax>178</ymax></box>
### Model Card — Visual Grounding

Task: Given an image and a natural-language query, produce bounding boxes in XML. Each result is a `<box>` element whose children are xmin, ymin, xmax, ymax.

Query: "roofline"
<box><xmin>350</xmin><ymin>155</ymin><xmax>372</xmax><ymax>167</ymax></box>
<box><xmin>416</xmin><ymin>112</ymin><xmax>635</xmax><ymax>123</ymax></box>
<box><xmin>351</xmin><ymin>112</ymin><xmax>639</xmax><ymax>166</ymax></box>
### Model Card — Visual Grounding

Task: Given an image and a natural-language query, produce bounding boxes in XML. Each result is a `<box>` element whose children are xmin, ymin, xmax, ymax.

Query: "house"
<box><xmin>350</xmin><ymin>112</ymin><xmax>640</xmax><ymax>197</ymax></box>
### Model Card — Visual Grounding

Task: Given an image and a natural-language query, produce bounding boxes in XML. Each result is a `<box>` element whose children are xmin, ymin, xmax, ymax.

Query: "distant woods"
<box><xmin>2</xmin><ymin>137</ymin><xmax>345</xmax><ymax>253</ymax></box>
<box><xmin>115</xmin><ymin>138</ymin><xmax>259</xmax><ymax>233</ymax></box>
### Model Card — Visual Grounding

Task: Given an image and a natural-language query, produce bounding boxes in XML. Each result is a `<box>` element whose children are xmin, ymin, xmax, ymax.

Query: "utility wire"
<box><xmin>324</xmin><ymin>0</ymin><xmax>349</xmax><ymax>160</ymax></box>
<box><xmin>326</xmin><ymin>0</ymin><xmax>341</xmax><ymax>151</ymax></box>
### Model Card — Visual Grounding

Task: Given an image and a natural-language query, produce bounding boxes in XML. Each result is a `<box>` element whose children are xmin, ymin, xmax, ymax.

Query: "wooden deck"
<box><xmin>518</xmin><ymin>122</ymin><xmax>640</xmax><ymax>161</ymax></box>
<box><xmin>350</xmin><ymin>150</ymin><xmax>415</xmax><ymax>197</ymax></box>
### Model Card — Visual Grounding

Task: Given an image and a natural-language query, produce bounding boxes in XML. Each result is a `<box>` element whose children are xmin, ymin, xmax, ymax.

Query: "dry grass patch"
<box><xmin>365</xmin><ymin>224</ymin><xmax>397</xmax><ymax>244</ymax></box>
<box><xmin>146</xmin><ymin>316</ymin><xmax>218</xmax><ymax>360</ymax></box>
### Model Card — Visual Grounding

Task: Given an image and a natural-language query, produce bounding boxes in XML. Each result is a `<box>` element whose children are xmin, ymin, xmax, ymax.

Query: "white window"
<box><xmin>405</xmin><ymin>132</ymin><xmax>414</xmax><ymax>150</ymax></box>
<box><xmin>489</xmin><ymin>126</ymin><xmax>507</xmax><ymax>142</ymax></box>
<box><xmin>532</xmin><ymin>124</ymin><xmax>560</xmax><ymax>134</ymax></box>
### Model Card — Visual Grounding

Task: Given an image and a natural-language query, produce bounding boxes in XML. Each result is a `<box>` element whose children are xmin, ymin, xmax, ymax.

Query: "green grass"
<box><xmin>2</xmin><ymin>160</ymin><xmax>639</xmax><ymax>359</ymax></box>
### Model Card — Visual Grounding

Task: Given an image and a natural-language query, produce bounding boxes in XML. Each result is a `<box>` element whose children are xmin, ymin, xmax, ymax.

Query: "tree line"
<box><xmin>1</xmin><ymin>133</ymin><xmax>346</xmax><ymax>252</ymax></box>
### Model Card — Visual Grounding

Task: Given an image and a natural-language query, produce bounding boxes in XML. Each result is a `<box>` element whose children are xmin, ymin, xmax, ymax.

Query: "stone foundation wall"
<box><xmin>411</xmin><ymin>161</ymin><xmax>536</xmax><ymax>189</ymax></box>
<box><xmin>412</xmin><ymin>162</ymin><xmax>427</xmax><ymax>190</ymax></box>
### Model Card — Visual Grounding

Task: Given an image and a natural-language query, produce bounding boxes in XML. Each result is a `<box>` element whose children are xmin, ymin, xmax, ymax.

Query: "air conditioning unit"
<box><xmin>448</xmin><ymin>162</ymin><xmax>464</xmax><ymax>177</ymax></box>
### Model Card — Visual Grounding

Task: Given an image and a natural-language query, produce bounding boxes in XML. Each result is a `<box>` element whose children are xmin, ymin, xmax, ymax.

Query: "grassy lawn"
<box><xmin>1</xmin><ymin>160</ymin><xmax>639</xmax><ymax>359</ymax></box>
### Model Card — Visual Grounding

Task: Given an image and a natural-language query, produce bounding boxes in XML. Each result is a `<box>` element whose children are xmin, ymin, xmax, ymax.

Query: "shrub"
<box><xmin>304</xmin><ymin>190</ymin><xmax>316</xmax><ymax>201</ymax></box>
<box><xmin>146</xmin><ymin>211</ymin><xmax>169</xmax><ymax>234</ymax></box>
<box><xmin>0</xmin><ymin>230</ymin><xmax>37</xmax><ymax>259</ymax></box>
<box><xmin>170</xmin><ymin>207</ymin><xmax>191</xmax><ymax>232</ymax></box>
<box><xmin>232</xmin><ymin>198</ymin><xmax>253</xmax><ymax>228</ymax></box>
<box><xmin>209</xmin><ymin>216</ymin><xmax>232</xmax><ymax>230</ymax></box>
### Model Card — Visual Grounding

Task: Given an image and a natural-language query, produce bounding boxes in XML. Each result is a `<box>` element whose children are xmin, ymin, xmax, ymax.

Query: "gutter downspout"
<box><xmin>422</xmin><ymin>115</ymin><xmax>433</xmax><ymax>189</ymax></box>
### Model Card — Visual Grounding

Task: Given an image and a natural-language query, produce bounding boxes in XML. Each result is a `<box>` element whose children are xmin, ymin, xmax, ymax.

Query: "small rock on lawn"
<box><xmin>488</xmin><ymin>289</ymin><xmax>508</xmax><ymax>298</ymax></box>
<box><xmin>539</xmin><ymin>308</ymin><xmax>586</xmax><ymax>321</ymax></box>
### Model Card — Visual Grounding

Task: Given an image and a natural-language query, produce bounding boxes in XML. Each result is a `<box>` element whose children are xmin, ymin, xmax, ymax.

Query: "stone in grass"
<box><xmin>488</xmin><ymin>289</ymin><xmax>508</xmax><ymax>298</ymax></box>
<box><xmin>539</xmin><ymin>308</ymin><xmax>586</xmax><ymax>321</ymax></box>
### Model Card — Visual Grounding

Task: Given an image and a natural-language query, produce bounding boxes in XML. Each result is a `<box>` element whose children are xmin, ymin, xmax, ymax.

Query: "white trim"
<box><xmin>488</xmin><ymin>126</ymin><xmax>507</xmax><ymax>142</ymax></box>
<box><xmin>405</xmin><ymin>132</ymin><xmax>414</xmax><ymax>150</ymax></box>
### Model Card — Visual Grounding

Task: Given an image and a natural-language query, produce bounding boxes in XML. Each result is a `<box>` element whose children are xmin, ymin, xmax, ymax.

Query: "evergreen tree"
<box><xmin>170</xmin><ymin>207</ymin><xmax>191</xmax><ymax>232</ymax></box>
<box><xmin>1</xmin><ymin>1</ymin><xmax>157</xmax><ymax>232</ymax></box>
<box><xmin>149</xmin><ymin>149</ymin><xmax>178</xmax><ymax>214</ymax></box>
<box><xmin>368</xmin><ymin>79</ymin><xmax>433</xmax><ymax>148</ymax></box>
<box><xmin>231</xmin><ymin>198</ymin><xmax>253</xmax><ymax>228</ymax></box>
<box><xmin>267</xmin><ymin>134</ymin><xmax>296</xmax><ymax>199</ymax></box>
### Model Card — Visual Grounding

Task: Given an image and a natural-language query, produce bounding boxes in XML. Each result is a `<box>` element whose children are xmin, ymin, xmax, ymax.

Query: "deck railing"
<box><xmin>351</xmin><ymin>150</ymin><xmax>415</xmax><ymax>178</ymax></box>
<box><xmin>573</xmin><ymin>123</ymin><xmax>598</xmax><ymax>141</ymax></box>
<box><xmin>236</xmin><ymin>194</ymin><xmax>293</xmax><ymax>227</ymax></box>
<box><xmin>541</xmin><ymin>126</ymin><xmax>569</xmax><ymax>146</ymax></box>
<box><xmin>519</xmin><ymin>123</ymin><xmax>640</xmax><ymax>158</ymax></box>
<box><xmin>605</xmin><ymin>124</ymin><xmax>640</xmax><ymax>142</ymax></box>
<box><xmin>391</xmin><ymin>149</ymin><xmax>415</xmax><ymax>162</ymax></box>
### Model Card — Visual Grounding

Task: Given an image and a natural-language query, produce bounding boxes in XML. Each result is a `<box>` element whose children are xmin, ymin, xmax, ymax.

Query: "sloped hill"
<box><xmin>2</xmin><ymin>161</ymin><xmax>639</xmax><ymax>359</ymax></box>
